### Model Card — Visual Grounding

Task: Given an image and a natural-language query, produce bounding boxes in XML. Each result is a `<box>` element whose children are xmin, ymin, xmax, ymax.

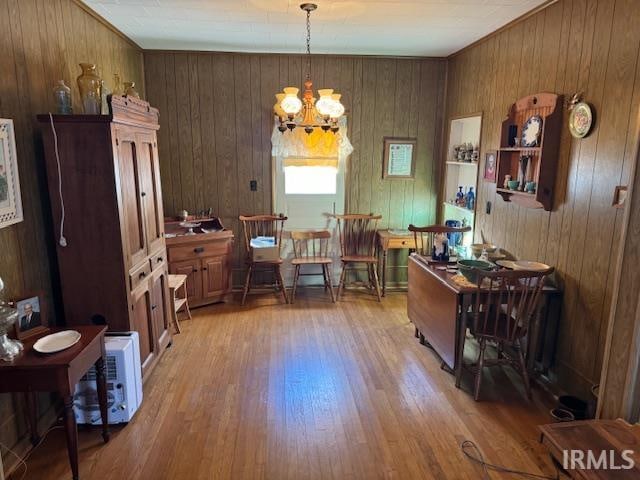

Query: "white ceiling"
<box><xmin>83</xmin><ymin>0</ymin><xmax>547</xmax><ymax>56</ymax></box>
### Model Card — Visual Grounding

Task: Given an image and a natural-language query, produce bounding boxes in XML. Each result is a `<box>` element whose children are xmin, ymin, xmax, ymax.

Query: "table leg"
<box><xmin>95</xmin><ymin>357</ymin><xmax>111</xmax><ymax>443</ymax></box>
<box><xmin>455</xmin><ymin>295</ymin><xmax>471</xmax><ymax>388</ymax></box>
<box><xmin>527</xmin><ymin>299</ymin><xmax>545</xmax><ymax>373</ymax></box>
<box><xmin>382</xmin><ymin>249</ymin><xmax>387</xmax><ymax>297</ymax></box>
<box><xmin>24</xmin><ymin>391</ymin><xmax>40</xmax><ymax>446</ymax></box>
<box><xmin>63</xmin><ymin>396</ymin><xmax>79</xmax><ymax>480</ymax></box>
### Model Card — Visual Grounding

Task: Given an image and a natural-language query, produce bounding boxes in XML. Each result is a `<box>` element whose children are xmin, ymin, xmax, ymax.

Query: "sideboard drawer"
<box><xmin>168</xmin><ymin>241</ymin><xmax>230</xmax><ymax>262</ymax></box>
<box><xmin>387</xmin><ymin>237</ymin><xmax>419</xmax><ymax>249</ymax></box>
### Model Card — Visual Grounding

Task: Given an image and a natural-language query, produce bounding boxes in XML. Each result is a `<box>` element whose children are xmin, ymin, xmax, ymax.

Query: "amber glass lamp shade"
<box><xmin>329</xmin><ymin>93</ymin><xmax>345</xmax><ymax>120</ymax></box>
<box><xmin>273</xmin><ymin>93</ymin><xmax>287</xmax><ymax>119</ymax></box>
<box><xmin>315</xmin><ymin>89</ymin><xmax>335</xmax><ymax>117</ymax></box>
<box><xmin>281</xmin><ymin>87</ymin><xmax>303</xmax><ymax>116</ymax></box>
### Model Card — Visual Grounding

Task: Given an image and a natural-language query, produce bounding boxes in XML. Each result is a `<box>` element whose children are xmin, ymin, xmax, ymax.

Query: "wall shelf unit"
<box><xmin>442</xmin><ymin>113</ymin><xmax>482</xmax><ymax>246</ymax></box>
<box><xmin>496</xmin><ymin>93</ymin><xmax>562</xmax><ymax>211</ymax></box>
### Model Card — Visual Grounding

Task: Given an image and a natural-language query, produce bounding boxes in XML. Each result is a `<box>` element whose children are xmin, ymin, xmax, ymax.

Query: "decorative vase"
<box><xmin>123</xmin><ymin>82</ymin><xmax>140</xmax><ymax>99</ymax></box>
<box><xmin>76</xmin><ymin>63</ymin><xmax>102</xmax><ymax>114</ymax></box>
<box><xmin>53</xmin><ymin>80</ymin><xmax>72</xmax><ymax>114</ymax></box>
<box><xmin>112</xmin><ymin>73</ymin><xmax>123</xmax><ymax>96</ymax></box>
<box><xmin>0</xmin><ymin>277</ymin><xmax>23</xmax><ymax>362</ymax></box>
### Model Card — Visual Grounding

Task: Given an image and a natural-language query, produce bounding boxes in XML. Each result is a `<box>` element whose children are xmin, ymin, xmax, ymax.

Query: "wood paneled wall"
<box><xmin>144</xmin><ymin>52</ymin><xmax>446</xmax><ymax>284</ymax></box>
<box><xmin>598</xmin><ymin>138</ymin><xmax>640</xmax><ymax>420</ymax></box>
<box><xmin>0</xmin><ymin>0</ymin><xmax>144</xmax><ymax>464</ymax></box>
<box><xmin>446</xmin><ymin>0</ymin><xmax>640</xmax><ymax>398</ymax></box>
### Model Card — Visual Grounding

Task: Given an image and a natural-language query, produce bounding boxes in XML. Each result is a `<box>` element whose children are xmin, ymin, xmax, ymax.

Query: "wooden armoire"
<box><xmin>38</xmin><ymin>96</ymin><xmax>171</xmax><ymax>379</ymax></box>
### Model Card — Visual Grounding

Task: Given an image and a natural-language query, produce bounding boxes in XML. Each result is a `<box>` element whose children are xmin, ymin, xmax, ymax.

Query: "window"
<box><xmin>284</xmin><ymin>166</ymin><xmax>337</xmax><ymax>195</ymax></box>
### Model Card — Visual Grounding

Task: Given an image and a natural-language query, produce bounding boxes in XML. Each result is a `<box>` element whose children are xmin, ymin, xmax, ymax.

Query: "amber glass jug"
<box><xmin>76</xmin><ymin>63</ymin><xmax>102</xmax><ymax>114</ymax></box>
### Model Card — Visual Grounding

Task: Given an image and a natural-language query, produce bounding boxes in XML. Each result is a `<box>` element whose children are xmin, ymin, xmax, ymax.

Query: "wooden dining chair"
<box><xmin>463</xmin><ymin>267</ymin><xmax>554</xmax><ymax>401</ymax></box>
<box><xmin>331</xmin><ymin>213</ymin><xmax>382</xmax><ymax>301</ymax></box>
<box><xmin>289</xmin><ymin>230</ymin><xmax>335</xmax><ymax>304</ymax></box>
<box><xmin>408</xmin><ymin>224</ymin><xmax>472</xmax><ymax>257</ymax></box>
<box><xmin>239</xmin><ymin>214</ymin><xmax>288</xmax><ymax>305</ymax></box>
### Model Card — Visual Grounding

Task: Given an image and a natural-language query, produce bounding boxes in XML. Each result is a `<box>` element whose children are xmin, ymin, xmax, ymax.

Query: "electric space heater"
<box><xmin>73</xmin><ymin>332</ymin><xmax>143</xmax><ymax>425</ymax></box>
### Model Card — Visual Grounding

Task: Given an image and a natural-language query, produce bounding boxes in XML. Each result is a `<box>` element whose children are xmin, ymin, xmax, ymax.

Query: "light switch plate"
<box><xmin>612</xmin><ymin>185</ymin><xmax>628</xmax><ymax>208</ymax></box>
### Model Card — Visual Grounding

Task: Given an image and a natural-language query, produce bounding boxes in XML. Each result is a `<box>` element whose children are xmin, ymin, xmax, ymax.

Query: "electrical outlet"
<box><xmin>250</xmin><ymin>180</ymin><xmax>257</xmax><ymax>191</ymax></box>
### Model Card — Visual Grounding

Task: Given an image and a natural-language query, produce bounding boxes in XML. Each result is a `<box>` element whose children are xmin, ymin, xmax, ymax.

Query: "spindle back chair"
<box><xmin>239</xmin><ymin>214</ymin><xmax>288</xmax><ymax>305</ymax></box>
<box><xmin>289</xmin><ymin>230</ymin><xmax>335</xmax><ymax>303</ymax></box>
<box><xmin>408</xmin><ymin>224</ymin><xmax>471</xmax><ymax>258</ymax></box>
<box><xmin>331</xmin><ymin>214</ymin><xmax>382</xmax><ymax>301</ymax></box>
<box><xmin>465</xmin><ymin>267</ymin><xmax>553</xmax><ymax>400</ymax></box>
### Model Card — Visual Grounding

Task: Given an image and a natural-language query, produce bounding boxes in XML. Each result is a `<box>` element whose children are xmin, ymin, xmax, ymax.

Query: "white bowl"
<box><xmin>33</xmin><ymin>330</ymin><xmax>81</xmax><ymax>354</ymax></box>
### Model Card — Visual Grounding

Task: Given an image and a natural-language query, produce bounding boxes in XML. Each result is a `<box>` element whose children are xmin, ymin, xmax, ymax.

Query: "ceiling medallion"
<box><xmin>273</xmin><ymin>3</ymin><xmax>345</xmax><ymax>135</ymax></box>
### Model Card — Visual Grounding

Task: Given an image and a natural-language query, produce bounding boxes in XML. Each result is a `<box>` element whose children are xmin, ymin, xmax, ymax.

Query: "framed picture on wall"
<box><xmin>483</xmin><ymin>150</ymin><xmax>497</xmax><ymax>182</ymax></box>
<box><xmin>0</xmin><ymin>119</ymin><xmax>24</xmax><ymax>229</ymax></box>
<box><xmin>383</xmin><ymin>137</ymin><xmax>416</xmax><ymax>179</ymax></box>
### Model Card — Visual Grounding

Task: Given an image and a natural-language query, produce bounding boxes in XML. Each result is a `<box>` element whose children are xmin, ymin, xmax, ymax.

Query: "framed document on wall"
<box><xmin>0</xmin><ymin>119</ymin><xmax>23</xmax><ymax>229</ymax></box>
<box><xmin>383</xmin><ymin>137</ymin><xmax>416</xmax><ymax>179</ymax></box>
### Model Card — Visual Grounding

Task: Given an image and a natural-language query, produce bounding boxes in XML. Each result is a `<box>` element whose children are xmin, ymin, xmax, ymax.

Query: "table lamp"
<box><xmin>0</xmin><ymin>277</ymin><xmax>23</xmax><ymax>361</ymax></box>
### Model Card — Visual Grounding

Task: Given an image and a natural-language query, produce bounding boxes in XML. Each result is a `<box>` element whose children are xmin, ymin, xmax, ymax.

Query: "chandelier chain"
<box><xmin>306</xmin><ymin>8</ymin><xmax>311</xmax><ymax>80</ymax></box>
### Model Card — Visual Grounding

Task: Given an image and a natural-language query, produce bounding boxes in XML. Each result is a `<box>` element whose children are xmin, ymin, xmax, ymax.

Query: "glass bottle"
<box><xmin>76</xmin><ymin>63</ymin><xmax>102</xmax><ymax>114</ymax></box>
<box><xmin>53</xmin><ymin>80</ymin><xmax>72</xmax><ymax>114</ymax></box>
<box><xmin>466</xmin><ymin>187</ymin><xmax>475</xmax><ymax>210</ymax></box>
<box><xmin>456</xmin><ymin>186</ymin><xmax>464</xmax><ymax>206</ymax></box>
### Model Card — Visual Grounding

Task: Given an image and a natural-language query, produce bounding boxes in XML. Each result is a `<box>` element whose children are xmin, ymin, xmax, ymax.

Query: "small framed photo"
<box><xmin>484</xmin><ymin>150</ymin><xmax>497</xmax><ymax>182</ymax></box>
<box><xmin>383</xmin><ymin>137</ymin><xmax>416</xmax><ymax>179</ymax></box>
<box><xmin>13</xmin><ymin>293</ymin><xmax>48</xmax><ymax>340</ymax></box>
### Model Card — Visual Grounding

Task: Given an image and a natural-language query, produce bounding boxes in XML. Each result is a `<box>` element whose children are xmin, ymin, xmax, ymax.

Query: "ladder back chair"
<box><xmin>289</xmin><ymin>230</ymin><xmax>335</xmax><ymax>304</ymax></box>
<box><xmin>463</xmin><ymin>267</ymin><xmax>554</xmax><ymax>401</ymax></box>
<box><xmin>239</xmin><ymin>214</ymin><xmax>288</xmax><ymax>305</ymax></box>
<box><xmin>408</xmin><ymin>224</ymin><xmax>472</xmax><ymax>258</ymax></box>
<box><xmin>332</xmin><ymin>213</ymin><xmax>382</xmax><ymax>301</ymax></box>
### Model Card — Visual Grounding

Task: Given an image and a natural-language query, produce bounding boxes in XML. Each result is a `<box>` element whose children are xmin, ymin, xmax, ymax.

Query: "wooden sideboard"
<box><xmin>38</xmin><ymin>96</ymin><xmax>171</xmax><ymax>380</ymax></box>
<box><xmin>165</xmin><ymin>219</ymin><xmax>233</xmax><ymax>307</ymax></box>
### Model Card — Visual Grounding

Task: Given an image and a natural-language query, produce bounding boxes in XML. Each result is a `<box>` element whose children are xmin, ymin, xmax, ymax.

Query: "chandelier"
<box><xmin>273</xmin><ymin>3</ymin><xmax>345</xmax><ymax>135</ymax></box>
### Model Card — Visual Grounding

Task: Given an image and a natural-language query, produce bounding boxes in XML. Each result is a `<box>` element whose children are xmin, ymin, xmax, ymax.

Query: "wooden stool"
<box><xmin>168</xmin><ymin>274</ymin><xmax>192</xmax><ymax>334</ymax></box>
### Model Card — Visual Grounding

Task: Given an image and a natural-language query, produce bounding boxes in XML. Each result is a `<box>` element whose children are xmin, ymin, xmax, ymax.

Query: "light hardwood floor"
<box><xmin>20</xmin><ymin>291</ymin><xmax>557</xmax><ymax>479</ymax></box>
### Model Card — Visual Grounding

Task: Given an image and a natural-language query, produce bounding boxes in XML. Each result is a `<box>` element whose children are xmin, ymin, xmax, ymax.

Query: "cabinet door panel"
<box><xmin>131</xmin><ymin>284</ymin><xmax>156</xmax><ymax>376</ymax></box>
<box><xmin>150</xmin><ymin>270</ymin><xmax>171</xmax><ymax>351</ymax></box>
<box><xmin>169</xmin><ymin>259</ymin><xmax>202</xmax><ymax>302</ymax></box>
<box><xmin>202</xmin><ymin>256</ymin><xmax>230</xmax><ymax>298</ymax></box>
<box><xmin>136</xmin><ymin>132</ymin><xmax>165</xmax><ymax>254</ymax></box>
<box><xmin>116</xmin><ymin>130</ymin><xmax>147</xmax><ymax>267</ymax></box>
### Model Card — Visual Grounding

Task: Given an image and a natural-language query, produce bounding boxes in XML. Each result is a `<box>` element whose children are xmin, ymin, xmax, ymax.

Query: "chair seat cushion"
<box><xmin>292</xmin><ymin>257</ymin><xmax>333</xmax><ymax>265</ymax></box>
<box><xmin>341</xmin><ymin>255</ymin><xmax>377</xmax><ymax>263</ymax></box>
